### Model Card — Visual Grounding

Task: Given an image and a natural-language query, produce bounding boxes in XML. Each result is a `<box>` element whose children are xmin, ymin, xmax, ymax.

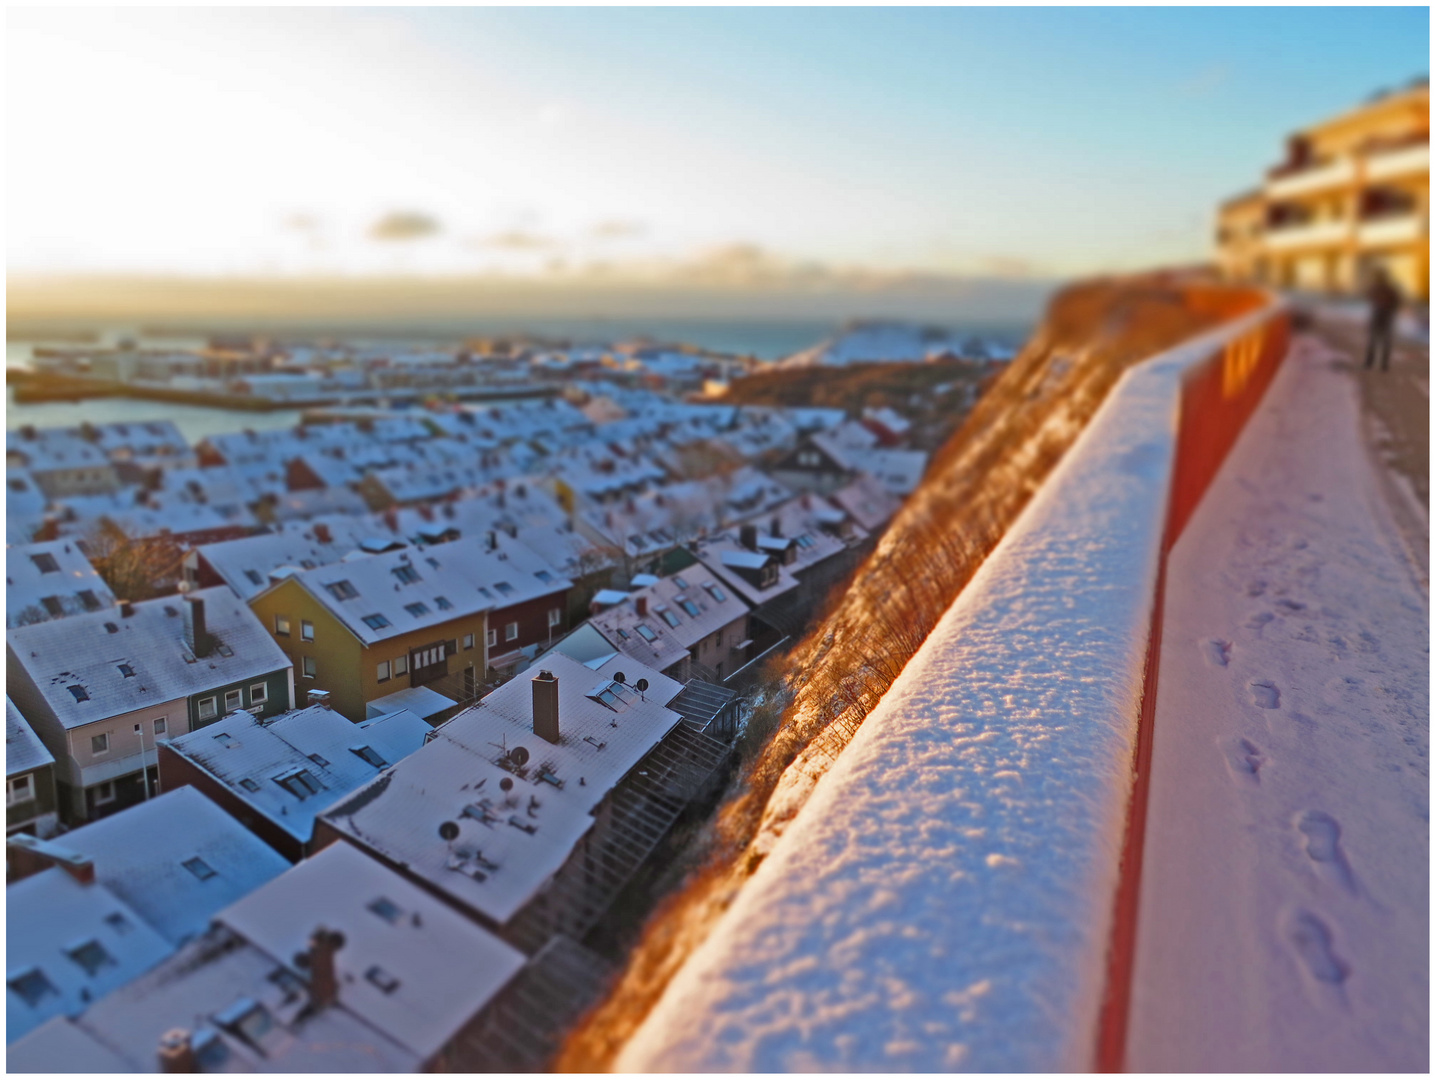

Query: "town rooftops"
<box><xmin>161</xmin><ymin>704</ymin><xmax>431</xmax><ymax>845</ymax></box>
<box><xmin>692</xmin><ymin>533</ymin><xmax>802</xmax><ymax>607</ymax></box>
<box><xmin>6</xmin><ymin>864</ymin><xmax>176</xmax><ymax>1044</ymax></box>
<box><xmin>6</xmin><ymin>539</ymin><xmax>116</xmax><ymax>629</ymax></box>
<box><xmin>256</xmin><ymin>534</ymin><xmax>570</xmax><ymax>647</ymax></box>
<box><xmin>365</xmin><ymin>684</ymin><xmax>457</xmax><ymax>722</ymax></box>
<box><xmin>6</xmin><ymin>923</ymin><xmax>420</xmax><ymax>1072</ymax></box>
<box><xmin>219</xmin><ymin>842</ymin><xmax>527</xmax><ymax>1062</ymax></box>
<box><xmin>7</xmin><ymin>696</ymin><xmax>54</xmax><ymax>777</ymax></box>
<box><xmin>7</xmin><ymin>787</ymin><xmax>289</xmax><ymax>947</ymax></box>
<box><xmin>5</xmin><ymin>586</ymin><xmax>291</xmax><ymax>731</ymax></box>
<box><xmin>321</xmin><ymin>652</ymin><xmax>681</xmax><ymax>927</ymax></box>
<box><xmin>191</xmin><ymin>523</ymin><xmax>400</xmax><ymax>601</ymax></box>
<box><xmin>588</xmin><ymin>569</ymin><xmax>751</xmax><ymax>666</ymax></box>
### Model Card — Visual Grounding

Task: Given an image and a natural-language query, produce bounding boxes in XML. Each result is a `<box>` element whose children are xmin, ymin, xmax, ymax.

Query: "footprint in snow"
<box><xmin>1201</xmin><ymin>638</ymin><xmax>1231</xmax><ymax>667</ymax></box>
<box><xmin>1246</xmin><ymin>611</ymin><xmax>1276</xmax><ymax>636</ymax></box>
<box><xmin>1284</xmin><ymin>909</ymin><xmax>1349</xmax><ymax>986</ymax></box>
<box><xmin>1296</xmin><ymin>811</ymin><xmax>1358</xmax><ymax>895</ymax></box>
<box><xmin>1224</xmin><ymin>737</ymin><xmax>1265</xmax><ymax>784</ymax></box>
<box><xmin>1248</xmin><ymin>680</ymin><xmax>1280</xmax><ymax>709</ymax></box>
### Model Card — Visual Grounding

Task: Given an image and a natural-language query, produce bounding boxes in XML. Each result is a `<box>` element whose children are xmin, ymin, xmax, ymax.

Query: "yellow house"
<box><xmin>249</xmin><ymin>547</ymin><xmax>490</xmax><ymax>724</ymax></box>
<box><xmin>1216</xmin><ymin>78</ymin><xmax>1429</xmax><ymax>301</ymax></box>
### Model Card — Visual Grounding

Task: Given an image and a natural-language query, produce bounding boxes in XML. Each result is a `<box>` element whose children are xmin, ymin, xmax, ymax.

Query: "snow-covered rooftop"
<box><xmin>6</xmin><ymin>539</ymin><xmax>116</xmax><ymax>629</ymax></box>
<box><xmin>162</xmin><ymin>704</ymin><xmax>431</xmax><ymax>845</ymax></box>
<box><xmin>7</xmin><ymin>696</ymin><xmax>54</xmax><ymax>776</ymax></box>
<box><xmin>6</xmin><ymin>586</ymin><xmax>291</xmax><ymax>731</ymax></box>
<box><xmin>22</xmin><ymin>787</ymin><xmax>289</xmax><ymax>946</ymax></box>
<box><xmin>218</xmin><ymin>842</ymin><xmax>527</xmax><ymax>1061</ymax></box>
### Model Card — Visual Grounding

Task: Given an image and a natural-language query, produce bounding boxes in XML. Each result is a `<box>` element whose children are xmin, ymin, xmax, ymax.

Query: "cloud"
<box><xmin>470</xmin><ymin>230</ymin><xmax>559</xmax><ymax>252</ymax></box>
<box><xmin>282</xmin><ymin>213</ymin><xmax>321</xmax><ymax>234</ymax></box>
<box><xmin>591</xmin><ymin>219</ymin><xmax>646</xmax><ymax>241</ymax></box>
<box><xmin>369</xmin><ymin>211</ymin><xmax>441</xmax><ymax>242</ymax></box>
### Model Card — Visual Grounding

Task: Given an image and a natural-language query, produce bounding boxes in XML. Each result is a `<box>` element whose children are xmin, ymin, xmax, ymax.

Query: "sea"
<box><xmin>5</xmin><ymin>316</ymin><xmax>1033</xmax><ymax>444</ymax></box>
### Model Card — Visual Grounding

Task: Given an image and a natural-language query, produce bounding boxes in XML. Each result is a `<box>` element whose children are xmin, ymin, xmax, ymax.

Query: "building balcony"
<box><xmin>1262</xmin><ymin>218</ymin><xmax>1350</xmax><ymax>252</ymax></box>
<box><xmin>1365</xmin><ymin>141</ymin><xmax>1430</xmax><ymax>184</ymax></box>
<box><xmin>1265</xmin><ymin>157</ymin><xmax>1355</xmax><ymax>200</ymax></box>
<box><xmin>1357</xmin><ymin>212</ymin><xmax>1426</xmax><ymax>249</ymax></box>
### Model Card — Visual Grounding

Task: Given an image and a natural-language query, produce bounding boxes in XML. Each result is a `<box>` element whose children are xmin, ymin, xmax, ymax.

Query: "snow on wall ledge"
<box><xmin>618</xmin><ymin>306</ymin><xmax>1285</xmax><ymax>1073</ymax></box>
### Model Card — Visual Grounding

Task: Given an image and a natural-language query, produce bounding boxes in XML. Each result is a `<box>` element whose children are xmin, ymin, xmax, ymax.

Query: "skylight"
<box><xmin>326</xmin><ymin>580</ymin><xmax>359</xmax><ymax>601</ymax></box>
<box><xmin>66</xmin><ymin>939</ymin><xmax>115</xmax><ymax>976</ymax></box>
<box><xmin>362</xmin><ymin>613</ymin><xmax>391</xmax><ymax>630</ymax></box>
<box><xmin>659</xmin><ymin>608</ymin><xmax>681</xmax><ymax>628</ymax></box>
<box><xmin>392</xmin><ymin>564</ymin><xmax>421</xmax><ymax>585</ymax></box>
<box><xmin>67</xmin><ymin>685</ymin><xmax>89</xmax><ymax>702</ymax></box>
<box><xmin>367</xmin><ymin>897</ymin><xmax>402</xmax><ymax>924</ymax></box>
<box><xmin>182</xmin><ymin>856</ymin><xmax>218</xmax><ymax>881</ymax></box>
<box><xmin>635</xmin><ymin>624</ymin><xmax>658</xmax><ymax>642</ymax></box>
<box><xmin>404</xmin><ymin>602</ymin><xmax>430</xmax><ymax>618</ymax></box>
<box><xmin>351</xmin><ymin>745</ymin><xmax>388</xmax><ymax>768</ymax></box>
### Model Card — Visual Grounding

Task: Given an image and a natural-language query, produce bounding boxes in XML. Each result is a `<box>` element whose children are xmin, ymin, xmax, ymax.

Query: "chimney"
<box><xmin>307</xmin><ymin>689</ymin><xmax>332</xmax><ymax>709</ymax></box>
<box><xmin>634</xmin><ymin>596</ymin><xmax>648</xmax><ymax>617</ymax></box>
<box><xmin>770</xmin><ymin>515</ymin><xmax>782</xmax><ymax>537</ymax></box>
<box><xmin>118</xmin><ymin>599</ymin><xmax>134</xmax><ymax>618</ymax></box>
<box><xmin>739</xmin><ymin>523</ymin><xmax>759</xmax><ymax>551</ymax></box>
<box><xmin>295</xmin><ymin>927</ymin><xmax>345</xmax><ymax>1009</ymax></box>
<box><xmin>313</xmin><ymin>522</ymin><xmax>332</xmax><ymax>544</ymax></box>
<box><xmin>6</xmin><ymin>834</ymin><xmax>94</xmax><ymax>885</ymax></box>
<box><xmin>532</xmin><ymin>669</ymin><xmax>560</xmax><ymax>744</ymax></box>
<box><xmin>183</xmin><ymin>594</ymin><xmax>213</xmax><ymax>658</ymax></box>
<box><xmin>157</xmin><ymin>1029</ymin><xmax>197</xmax><ymax>1074</ymax></box>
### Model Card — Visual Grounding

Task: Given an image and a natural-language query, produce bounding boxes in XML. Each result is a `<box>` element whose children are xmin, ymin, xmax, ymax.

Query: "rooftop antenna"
<box><xmin>636</xmin><ymin>678</ymin><xmax>649</xmax><ymax>702</ymax></box>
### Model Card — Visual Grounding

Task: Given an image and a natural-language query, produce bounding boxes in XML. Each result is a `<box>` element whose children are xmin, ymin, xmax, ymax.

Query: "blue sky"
<box><xmin>8</xmin><ymin>6</ymin><xmax>1428</xmax><ymax>280</ymax></box>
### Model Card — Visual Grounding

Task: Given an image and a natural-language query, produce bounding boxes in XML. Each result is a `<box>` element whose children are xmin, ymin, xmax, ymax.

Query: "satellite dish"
<box><xmin>613</xmin><ymin>671</ymin><xmax>627</xmax><ymax>684</ymax></box>
<box><xmin>509</xmin><ymin>746</ymin><xmax>530</xmax><ymax>768</ymax></box>
<box><xmin>636</xmin><ymin>679</ymin><xmax>649</xmax><ymax>692</ymax></box>
<box><xmin>499</xmin><ymin>777</ymin><xmax>514</xmax><ymax>791</ymax></box>
<box><xmin>438</xmin><ymin>821</ymin><xmax>460</xmax><ymax>842</ymax></box>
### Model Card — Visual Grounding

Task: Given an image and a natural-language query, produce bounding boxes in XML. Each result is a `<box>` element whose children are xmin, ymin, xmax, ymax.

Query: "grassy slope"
<box><xmin>555</xmin><ymin>274</ymin><xmax>1259</xmax><ymax>1070</ymax></box>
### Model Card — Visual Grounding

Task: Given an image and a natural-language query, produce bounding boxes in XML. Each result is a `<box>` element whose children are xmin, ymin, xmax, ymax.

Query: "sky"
<box><xmin>7</xmin><ymin>6</ymin><xmax>1428</xmax><ymax>295</ymax></box>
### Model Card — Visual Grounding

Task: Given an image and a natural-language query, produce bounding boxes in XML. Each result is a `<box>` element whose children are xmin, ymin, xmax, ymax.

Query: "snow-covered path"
<box><xmin>1127</xmin><ymin>333</ymin><xmax>1429</xmax><ymax>1071</ymax></box>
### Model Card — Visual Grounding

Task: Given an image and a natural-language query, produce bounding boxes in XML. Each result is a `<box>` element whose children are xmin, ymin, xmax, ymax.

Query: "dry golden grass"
<box><xmin>554</xmin><ymin>273</ymin><xmax>1257</xmax><ymax>1071</ymax></box>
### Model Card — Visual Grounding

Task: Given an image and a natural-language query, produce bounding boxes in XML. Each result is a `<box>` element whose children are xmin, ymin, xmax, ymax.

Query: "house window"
<box><xmin>198</xmin><ymin>697</ymin><xmax>218</xmax><ymax>720</ymax></box>
<box><xmin>404</xmin><ymin>602</ymin><xmax>430</xmax><ymax>617</ymax></box>
<box><xmin>90</xmin><ymin>733</ymin><xmax>110</xmax><ymax>755</ymax></box>
<box><xmin>78</xmin><ymin>590</ymin><xmax>102</xmax><ymax>611</ymax></box>
<box><xmin>636</xmin><ymin>624</ymin><xmax>657</xmax><ymax>642</ymax></box>
<box><xmin>154</xmin><ymin>717</ymin><xmax>167</xmax><ymax>735</ymax></box>
<box><xmin>93</xmin><ymin>781</ymin><xmax>117</xmax><ymax>805</ymax></box>
<box><xmin>462</xmin><ymin>634</ymin><xmax>474</xmax><ymax>650</ymax></box>
<box><xmin>302</xmin><ymin>657</ymin><xmax>317</xmax><ymax>679</ymax></box>
<box><xmin>679</xmin><ymin>599</ymin><xmax>701</xmax><ymax>618</ymax></box>
<box><xmin>394</xmin><ymin>655</ymin><xmax>408</xmax><ymax>676</ymax></box>
<box><xmin>377</xmin><ymin>660</ymin><xmax>391</xmax><ymax>683</ymax></box>
<box><xmin>505</xmin><ymin>621</ymin><xmax>519</xmax><ymax>641</ymax></box>
<box><xmin>392</xmin><ymin>564</ymin><xmax>421</xmax><ymax>585</ymax></box>
<box><xmin>30</xmin><ymin>553</ymin><xmax>59</xmax><ymax>574</ymax></box>
<box><xmin>224</xmin><ymin>689</ymin><xmax>243</xmax><ymax>712</ymax></box>
<box><xmin>486</xmin><ymin>629</ymin><xmax>497</xmax><ymax>648</ymax></box>
<box><xmin>274</xmin><ymin>614</ymin><xmax>291</xmax><ymax>636</ymax></box>
<box><xmin>548</xmin><ymin>608</ymin><xmax>562</xmax><ymax>628</ymax></box>
<box><xmin>7</xmin><ymin>774</ymin><xmax>33</xmax><ymax>805</ymax></box>
<box><xmin>659</xmin><ymin>608</ymin><xmax>681</xmax><ymax>629</ymax></box>
<box><xmin>41</xmin><ymin>596</ymin><xmax>64</xmax><ymax>617</ymax></box>
<box><xmin>494</xmin><ymin>581</ymin><xmax>514</xmax><ymax>597</ymax></box>
<box><xmin>7</xmin><ymin>968</ymin><xmax>58</xmax><ymax>1007</ymax></box>
<box><xmin>300</xmin><ymin>620</ymin><xmax>314</xmax><ymax>642</ymax></box>
<box><xmin>68</xmin><ymin>685</ymin><xmax>89</xmax><ymax>703</ymax></box>
<box><xmin>250</xmin><ymin>683</ymin><xmax>268</xmax><ymax>705</ymax></box>
<box><xmin>362</xmin><ymin>613</ymin><xmax>391</xmax><ymax>630</ymax></box>
<box><xmin>434</xmin><ymin>596</ymin><xmax>453</xmax><ymax>611</ymax></box>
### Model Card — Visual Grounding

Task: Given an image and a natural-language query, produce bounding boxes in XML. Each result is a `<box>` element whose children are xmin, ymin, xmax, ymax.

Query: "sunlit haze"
<box><xmin>10</xmin><ymin>6</ymin><xmax>1426</xmax><ymax>287</ymax></box>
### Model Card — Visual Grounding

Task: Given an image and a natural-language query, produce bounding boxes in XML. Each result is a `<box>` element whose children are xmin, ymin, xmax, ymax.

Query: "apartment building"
<box><xmin>1216</xmin><ymin>78</ymin><xmax>1429</xmax><ymax>300</ymax></box>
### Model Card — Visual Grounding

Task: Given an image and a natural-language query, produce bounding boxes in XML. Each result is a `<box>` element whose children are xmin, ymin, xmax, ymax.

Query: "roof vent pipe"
<box><xmin>532</xmin><ymin>669</ymin><xmax>560</xmax><ymax>744</ymax></box>
<box><xmin>295</xmin><ymin>927</ymin><xmax>345</xmax><ymax>1009</ymax></box>
<box><xmin>157</xmin><ymin>1029</ymin><xmax>197</xmax><ymax>1073</ymax></box>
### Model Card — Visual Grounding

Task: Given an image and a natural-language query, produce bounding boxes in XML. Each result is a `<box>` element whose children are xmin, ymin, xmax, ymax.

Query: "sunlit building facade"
<box><xmin>1216</xmin><ymin>78</ymin><xmax>1429</xmax><ymax>301</ymax></box>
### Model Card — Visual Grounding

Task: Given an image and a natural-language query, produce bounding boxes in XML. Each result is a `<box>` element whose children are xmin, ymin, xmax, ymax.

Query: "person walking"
<box><xmin>1364</xmin><ymin>267</ymin><xmax>1402</xmax><ymax>372</ymax></box>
